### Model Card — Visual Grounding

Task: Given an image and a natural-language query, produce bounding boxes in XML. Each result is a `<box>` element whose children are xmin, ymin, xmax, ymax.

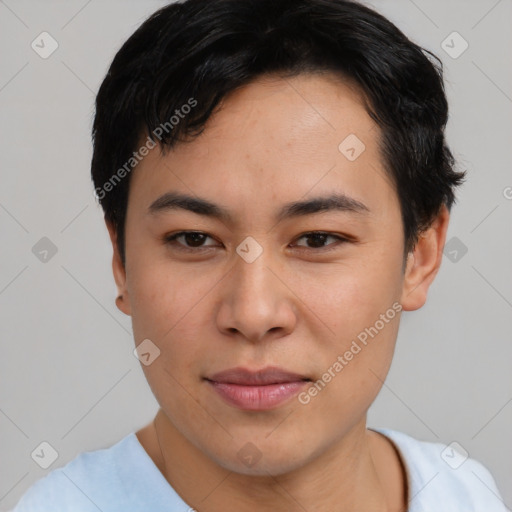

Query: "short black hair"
<box><xmin>91</xmin><ymin>0</ymin><xmax>465</xmax><ymax>265</ymax></box>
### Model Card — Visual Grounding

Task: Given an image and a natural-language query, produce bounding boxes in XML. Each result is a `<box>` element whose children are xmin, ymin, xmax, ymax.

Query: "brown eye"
<box><xmin>164</xmin><ymin>231</ymin><xmax>218</xmax><ymax>251</ymax></box>
<box><xmin>293</xmin><ymin>232</ymin><xmax>348</xmax><ymax>250</ymax></box>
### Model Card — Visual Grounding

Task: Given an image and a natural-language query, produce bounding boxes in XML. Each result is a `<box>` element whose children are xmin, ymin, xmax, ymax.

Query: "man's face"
<box><xmin>117</xmin><ymin>73</ymin><xmax>410</xmax><ymax>475</ymax></box>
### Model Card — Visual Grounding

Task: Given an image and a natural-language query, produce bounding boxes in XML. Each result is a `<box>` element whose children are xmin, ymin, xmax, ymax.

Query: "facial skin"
<box><xmin>107</xmin><ymin>72</ymin><xmax>449</xmax><ymax>512</ymax></box>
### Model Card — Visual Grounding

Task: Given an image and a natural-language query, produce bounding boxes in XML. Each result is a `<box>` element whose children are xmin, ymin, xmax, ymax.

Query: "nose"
<box><xmin>216</xmin><ymin>241</ymin><xmax>297</xmax><ymax>344</ymax></box>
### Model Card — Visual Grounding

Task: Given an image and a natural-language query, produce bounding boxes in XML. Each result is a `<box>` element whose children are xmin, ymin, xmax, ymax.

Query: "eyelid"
<box><xmin>291</xmin><ymin>231</ymin><xmax>352</xmax><ymax>252</ymax></box>
<box><xmin>295</xmin><ymin>231</ymin><xmax>349</xmax><ymax>242</ymax></box>
<box><xmin>163</xmin><ymin>231</ymin><xmax>219</xmax><ymax>251</ymax></box>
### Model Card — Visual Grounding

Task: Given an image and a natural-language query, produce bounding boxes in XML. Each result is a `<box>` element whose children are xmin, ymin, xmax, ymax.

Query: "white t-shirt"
<box><xmin>11</xmin><ymin>427</ymin><xmax>508</xmax><ymax>511</ymax></box>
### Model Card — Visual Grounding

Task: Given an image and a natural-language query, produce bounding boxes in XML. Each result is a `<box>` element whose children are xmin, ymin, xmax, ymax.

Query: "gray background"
<box><xmin>0</xmin><ymin>0</ymin><xmax>511</xmax><ymax>510</ymax></box>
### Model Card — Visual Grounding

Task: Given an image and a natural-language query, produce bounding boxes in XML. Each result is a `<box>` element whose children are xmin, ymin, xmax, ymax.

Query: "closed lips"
<box><xmin>205</xmin><ymin>367</ymin><xmax>311</xmax><ymax>385</ymax></box>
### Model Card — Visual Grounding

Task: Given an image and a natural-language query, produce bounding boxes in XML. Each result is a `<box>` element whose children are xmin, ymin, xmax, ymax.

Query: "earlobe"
<box><xmin>400</xmin><ymin>205</ymin><xmax>450</xmax><ymax>311</ymax></box>
<box><xmin>105</xmin><ymin>219</ymin><xmax>132</xmax><ymax>316</ymax></box>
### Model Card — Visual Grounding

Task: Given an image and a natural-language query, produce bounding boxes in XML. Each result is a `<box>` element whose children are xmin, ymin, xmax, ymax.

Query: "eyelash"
<box><xmin>163</xmin><ymin>231</ymin><xmax>351</xmax><ymax>253</ymax></box>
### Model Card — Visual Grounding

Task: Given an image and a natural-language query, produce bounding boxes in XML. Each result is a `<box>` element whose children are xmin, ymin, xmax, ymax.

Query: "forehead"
<box><xmin>129</xmin><ymin>72</ymin><xmax>398</xmax><ymax>225</ymax></box>
<box><xmin>194</xmin><ymin>72</ymin><xmax>375</xmax><ymax>153</ymax></box>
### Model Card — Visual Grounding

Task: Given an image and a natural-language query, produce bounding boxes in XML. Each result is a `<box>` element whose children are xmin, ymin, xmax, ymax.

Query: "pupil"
<box><xmin>186</xmin><ymin>233</ymin><xmax>205</xmax><ymax>247</ymax></box>
<box><xmin>308</xmin><ymin>234</ymin><xmax>326</xmax><ymax>248</ymax></box>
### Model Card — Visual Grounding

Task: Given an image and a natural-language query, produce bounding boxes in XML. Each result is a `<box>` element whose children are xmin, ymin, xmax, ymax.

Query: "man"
<box><xmin>12</xmin><ymin>0</ymin><xmax>507</xmax><ymax>510</ymax></box>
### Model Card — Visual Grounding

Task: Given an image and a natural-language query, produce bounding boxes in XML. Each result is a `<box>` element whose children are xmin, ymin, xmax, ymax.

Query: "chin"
<box><xmin>205</xmin><ymin>438</ymin><xmax>316</xmax><ymax>477</ymax></box>
<box><xmin>223</xmin><ymin>454</ymin><xmax>307</xmax><ymax>477</ymax></box>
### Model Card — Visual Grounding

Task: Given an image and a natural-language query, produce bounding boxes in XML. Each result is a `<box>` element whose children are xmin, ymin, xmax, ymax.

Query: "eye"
<box><xmin>164</xmin><ymin>231</ymin><xmax>219</xmax><ymax>252</ymax></box>
<box><xmin>292</xmin><ymin>231</ymin><xmax>349</xmax><ymax>250</ymax></box>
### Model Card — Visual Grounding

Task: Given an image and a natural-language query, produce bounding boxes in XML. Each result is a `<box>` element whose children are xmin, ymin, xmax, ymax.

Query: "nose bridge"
<box><xmin>232</xmin><ymin>235</ymin><xmax>277</xmax><ymax>304</ymax></box>
<box><xmin>219</xmin><ymin>235</ymin><xmax>295</xmax><ymax>341</ymax></box>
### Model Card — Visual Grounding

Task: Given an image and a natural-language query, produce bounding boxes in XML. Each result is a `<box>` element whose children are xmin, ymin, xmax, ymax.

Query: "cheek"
<box><xmin>291</xmin><ymin>247</ymin><xmax>403</xmax><ymax>342</ymax></box>
<box><xmin>127</xmin><ymin>254</ymin><xmax>225</xmax><ymax>382</ymax></box>
<box><xmin>127</xmin><ymin>260</ymin><xmax>211</xmax><ymax>416</ymax></box>
<box><xmin>291</xmin><ymin>244</ymin><xmax>403</xmax><ymax>405</ymax></box>
<box><xmin>128</xmin><ymin>254</ymin><xmax>204</xmax><ymax>337</ymax></box>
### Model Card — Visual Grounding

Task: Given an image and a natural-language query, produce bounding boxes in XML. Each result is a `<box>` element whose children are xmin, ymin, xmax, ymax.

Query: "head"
<box><xmin>91</xmin><ymin>0</ymin><xmax>464</xmax><ymax>475</ymax></box>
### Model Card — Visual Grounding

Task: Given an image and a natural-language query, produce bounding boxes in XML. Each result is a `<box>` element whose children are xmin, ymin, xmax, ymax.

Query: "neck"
<box><xmin>147</xmin><ymin>409</ymin><xmax>401</xmax><ymax>512</ymax></box>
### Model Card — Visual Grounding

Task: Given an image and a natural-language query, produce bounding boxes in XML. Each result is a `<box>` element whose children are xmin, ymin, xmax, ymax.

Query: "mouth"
<box><xmin>204</xmin><ymin>366</ymin><xmax>312</xmax><ymax>411</ymax></box>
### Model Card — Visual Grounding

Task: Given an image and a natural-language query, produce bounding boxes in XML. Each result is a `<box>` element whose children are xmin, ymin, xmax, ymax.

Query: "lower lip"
<box><xmin>207</xmin><ymin>380</ymin><xmax>309</xmax><ymax>411</ymax></box>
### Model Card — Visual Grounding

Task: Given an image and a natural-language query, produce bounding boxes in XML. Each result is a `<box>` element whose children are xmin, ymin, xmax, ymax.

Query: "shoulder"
<box><xmin>373</xmin><ymin>428</ymin><xmax>508</xmax><ymax>512</ymax></box>
<box><xmin>11</xmin><ymin>434</ymin><xmax>135</xmax><ymax>512</ymax></box>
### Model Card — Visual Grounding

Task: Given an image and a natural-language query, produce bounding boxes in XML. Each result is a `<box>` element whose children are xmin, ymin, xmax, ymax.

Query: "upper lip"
<box><xmin>206</xmin><ymin>366</ymin><xmax>311</xmax><ymax>385</ymax></box>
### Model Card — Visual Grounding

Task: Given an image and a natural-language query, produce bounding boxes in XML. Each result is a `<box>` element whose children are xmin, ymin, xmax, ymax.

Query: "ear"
<box><xmin>106</xmin><ymin>219</ymin><xmax>131</xmax><ymax>316</ymax></box>
<box><xmin>400</xmin><ymin>205</ymin><xmax>450</xmax><ymax>311</ymax></box>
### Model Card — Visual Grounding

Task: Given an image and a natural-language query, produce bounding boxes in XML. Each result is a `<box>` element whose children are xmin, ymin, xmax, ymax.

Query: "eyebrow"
<box><xmin>148</xmin><ymin>191</ymin><xmax>370</xmax><ymax>224</ymax></box>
